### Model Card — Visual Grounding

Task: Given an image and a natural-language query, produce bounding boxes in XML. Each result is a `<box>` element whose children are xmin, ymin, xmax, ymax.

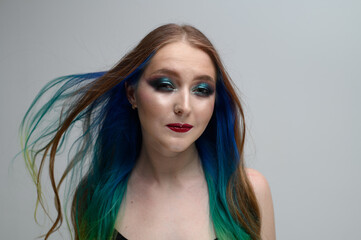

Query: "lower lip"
<box><xmin>167</xmin><ymin>125</ymin><xmax>193</xmax><ymax>133</ymax></box>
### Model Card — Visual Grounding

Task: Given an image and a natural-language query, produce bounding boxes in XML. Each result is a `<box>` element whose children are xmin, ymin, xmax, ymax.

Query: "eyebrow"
<box><xmin>149</xmin><ymin>68</ymin><xmax>215</xmax><ymax>83</ymax></box>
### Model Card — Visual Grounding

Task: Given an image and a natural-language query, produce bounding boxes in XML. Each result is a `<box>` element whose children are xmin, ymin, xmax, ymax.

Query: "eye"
<box><xmin>192</xmin><ymin>83</ymin><xmax>214</xmax><ymax>97</ymax></box>
<box><xmin>148</xmin><ymin>77</ymin><xmax>176</xmax><ymax>92</ymax></box>
<box><xmin>157</xmin><ymin>82</ymin><xmax>174</xmax><ymax>91</ymax></box>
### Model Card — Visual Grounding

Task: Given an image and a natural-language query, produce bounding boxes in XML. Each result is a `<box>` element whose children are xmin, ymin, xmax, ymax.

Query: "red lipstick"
<box><xmin>166</xmin><ymin>123</ymin><xmax>193</xmax><ymax>133</ymax></box>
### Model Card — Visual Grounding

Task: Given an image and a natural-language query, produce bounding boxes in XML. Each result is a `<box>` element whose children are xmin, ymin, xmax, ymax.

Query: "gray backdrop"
<box><xmin>1</xmin><ymin>0</ymin><xmax>360</xmax><ymax>239</ymax></box>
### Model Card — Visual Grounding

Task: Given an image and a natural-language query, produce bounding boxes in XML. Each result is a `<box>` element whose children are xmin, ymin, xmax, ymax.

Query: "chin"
<box><xmin>168</xmin><ymin>145</ymin><xmax>188</xmax><ymax>153</ymax></box>
<box><xmin>160</xmin><ymin>140</ymin><xmax>195</xmax><ymax>155</ymax></box>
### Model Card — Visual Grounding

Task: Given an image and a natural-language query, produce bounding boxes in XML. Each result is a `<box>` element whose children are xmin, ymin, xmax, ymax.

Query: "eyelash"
<box><xmin>149</xmin><ymin>77</ymin><xmax>175</xmax><ymax>92</ymax></box>
<box><xmin>148</xmin><ymin>77</ymin><xmax>214</xmax><ymax>97</ymax></box>
<box><xmin>191</xmin><ymin>83</ymin><xmax>214</xmax><ymax>97</ymax></box>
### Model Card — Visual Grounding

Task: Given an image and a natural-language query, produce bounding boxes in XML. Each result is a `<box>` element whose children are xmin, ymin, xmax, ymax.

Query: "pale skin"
<box><xmin>115</xmin><ymin>41</ymin><xmax>275</xmax><ymax>240</ymax></box>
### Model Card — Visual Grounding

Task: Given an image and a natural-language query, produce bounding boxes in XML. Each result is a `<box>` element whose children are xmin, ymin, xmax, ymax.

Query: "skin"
<box><xmin>115</xmin><ymin>41</ymin><xmax>275</xmax><ymax>240</ymax></box>
<box><xmin>247</xmin><ymin>169</ymin><xmax>276</xmax><ymax>240</ymax></box>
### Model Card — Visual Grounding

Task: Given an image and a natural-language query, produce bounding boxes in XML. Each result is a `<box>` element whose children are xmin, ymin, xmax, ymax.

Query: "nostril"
<box><xmin>174</xmin><ymin>104</ymin><xmax>183</xmax><ymax>115</ymax></box>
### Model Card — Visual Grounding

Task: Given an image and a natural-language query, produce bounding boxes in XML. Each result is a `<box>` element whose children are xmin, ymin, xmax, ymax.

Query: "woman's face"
<box><xmin>127</xmin><ymin>41</ymin><xmax>216</xmax><ymax>155</ymax></box>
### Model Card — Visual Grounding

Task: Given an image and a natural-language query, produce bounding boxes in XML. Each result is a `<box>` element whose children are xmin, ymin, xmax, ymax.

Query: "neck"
<box><xmin>132</xmin><ymin>143</ymin><xmax>203</xmax><ymax>186</ymax></box>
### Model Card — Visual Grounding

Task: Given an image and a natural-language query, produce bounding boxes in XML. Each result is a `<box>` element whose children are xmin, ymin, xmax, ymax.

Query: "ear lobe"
<box><xmin>125</xmin><ymin>82</ymin><xmax>137</xmax><ymax>107</ymax></box>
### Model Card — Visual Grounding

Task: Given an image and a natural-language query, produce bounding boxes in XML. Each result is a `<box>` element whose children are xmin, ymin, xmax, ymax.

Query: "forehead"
<box><xmin>143</xmin><ymin>41</ymin><xmax>216</xmax><ymax>79</ymax></box>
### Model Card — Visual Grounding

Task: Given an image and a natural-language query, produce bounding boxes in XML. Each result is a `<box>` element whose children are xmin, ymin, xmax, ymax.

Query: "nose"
<box><xmin>174</xmin><ymin>89</ymin><xmax>191</xmax><ymax>116</ymax></box>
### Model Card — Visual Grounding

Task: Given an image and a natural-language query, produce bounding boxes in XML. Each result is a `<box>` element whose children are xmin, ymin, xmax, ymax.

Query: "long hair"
<box><xmin>20</xmin><ymin>24</ymin><xmax>260</xmax><ymax>240</ymax></box>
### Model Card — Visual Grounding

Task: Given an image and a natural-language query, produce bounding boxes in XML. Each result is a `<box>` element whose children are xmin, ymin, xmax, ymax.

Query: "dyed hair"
<box><xmin>20</xmin><ymin>24</ymin><xmax>260</xmax><ymax>240</ymax></box>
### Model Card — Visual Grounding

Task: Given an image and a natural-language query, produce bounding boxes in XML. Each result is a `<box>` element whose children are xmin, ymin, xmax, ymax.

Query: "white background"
<box><xmin>1</xmin><ymin>0</ymin><xmax>360</xmax><ymax>239</ymax></box>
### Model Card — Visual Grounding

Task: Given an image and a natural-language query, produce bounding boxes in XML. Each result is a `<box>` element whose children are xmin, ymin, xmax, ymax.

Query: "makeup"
<box><xmin>148</xmin><ymin>77</ymin><xmax>215</xmax><ymax>98</ymax></box>
<box><xmin>148</xmin><ymin>77</ymin><xmax>175</xmax><ymax>92</ymax></box>
<box><xmin>191</xmin><ymin>83</ymin><xmax>214</xmax><ymax>97</ymax></box>
<box><xmin>134</xmin><ymin>41</ymin><xmax>216</xmax><ymax>154</ymax></box>
<box><xmin>166</xmin><ymin>123</ymin><xmax>193</xmax><ymax>133</ymax></box>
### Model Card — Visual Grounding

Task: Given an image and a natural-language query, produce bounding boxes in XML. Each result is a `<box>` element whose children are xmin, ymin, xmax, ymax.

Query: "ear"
<box><xmin>125</xmin><ymin>82</ymin><xmax>137</xmax><ymax>108</ymax></box>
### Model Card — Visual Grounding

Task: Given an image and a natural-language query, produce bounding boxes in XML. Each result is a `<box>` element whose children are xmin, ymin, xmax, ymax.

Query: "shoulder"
<box><xmin>245</xmin><ymin>168</ymin><xmax>276</xmax><ymax>240</ymax></box>
<box><xmin>246</xmin><ymin>168</ymin><xmax>271</xmax><ymax>197</ymax></box>
<box><xmin>245</xmin><ymin>168</ymin><xmax>272</xmax><ymax>209</ymax></box>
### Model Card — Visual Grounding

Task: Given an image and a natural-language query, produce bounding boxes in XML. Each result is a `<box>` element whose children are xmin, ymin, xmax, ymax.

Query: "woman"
<box><xmin>21</xmin><ymin>24</ymin><xmax>275</xmax><ymax>240</ymax></box>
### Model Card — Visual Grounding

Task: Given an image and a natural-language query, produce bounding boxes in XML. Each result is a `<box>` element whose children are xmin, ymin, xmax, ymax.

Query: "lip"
<box><xmin>166</xmin><ymin>123</ymin><xmax>193</xmax><ymax>133</ymax></box>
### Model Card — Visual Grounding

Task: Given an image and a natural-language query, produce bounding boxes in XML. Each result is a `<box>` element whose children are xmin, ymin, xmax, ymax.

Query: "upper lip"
<box><xmin>166</xmin><ymin>123</ymin><xmax>193</xmax><ymax>128</ymax></box>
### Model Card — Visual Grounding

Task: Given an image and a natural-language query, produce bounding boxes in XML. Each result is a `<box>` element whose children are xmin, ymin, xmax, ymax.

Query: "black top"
<box><xmin>116</xmin><ymin>232</ymin><xmax>127</xmax><ymax>240</ymax></box>
<box><xmin>115</xmin><ymin>231</ymin><xmax>217</xmax><ymax>240</ymax></box>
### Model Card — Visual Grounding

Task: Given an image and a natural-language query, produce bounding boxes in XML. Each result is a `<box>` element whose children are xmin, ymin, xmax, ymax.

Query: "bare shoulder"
<box><xmin>246</xmin><ymin>168</ymin><xmax>276</xmax><ymax>240</ymax></box>
<box><xmin>246</xmin><ymin>168</ymin><xmax>271</xmax><ymax>197</ymax></box>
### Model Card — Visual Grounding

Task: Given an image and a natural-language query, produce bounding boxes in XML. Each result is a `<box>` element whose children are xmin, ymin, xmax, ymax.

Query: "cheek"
<box><xmin>195</xmin><ymin>98</ymin><xmax>215</xmax><ymax>124</ymax></box>
<box><xmin>136</xmin><ymin>89</ymin><xmax>170</xmax><ymax>120</ymax></box>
